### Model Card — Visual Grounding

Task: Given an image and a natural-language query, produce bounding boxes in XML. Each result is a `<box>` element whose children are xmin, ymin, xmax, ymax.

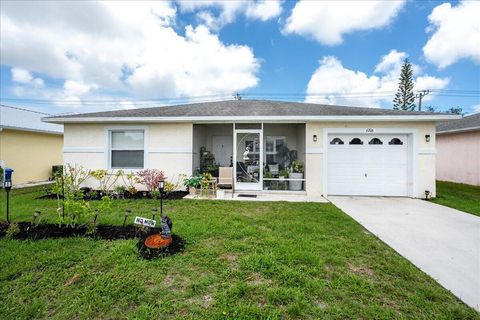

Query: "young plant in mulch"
<box><xmin>86</xmin><ymin>195</ymin><xmax>113</xmax><ymax>235</ymax></box>
<box><xmin>137</xmin><ymin>169</ymin><xmax>167</xmax><ymax>192</ymax></box>
<box><xmin>118</xmin><ymin>170</ymin><xmax>141</xmax><ymax>196</ymax></box>
<box><xmin>52</xmin><ymin>164</ymin><xmax>91</xmax><ymax>228</ymax></box>
<box><xmin>113</xmin><ymin>185</ymin><xmax>127</xmax><ymax>199</ymax></box>
<box><xmin>32</xmin><ymin>210</ymin><xmax>43</xmax><ymax>226</ymax></box>
<box><xmin>90</xmin><ymin>169</ymin><xmax>120</xmax><ymax>196</ymax></box>
<box><xmin>5</xmin><ymin>222</ymin><xmax>20</xmax><ymax>239</ymax></box>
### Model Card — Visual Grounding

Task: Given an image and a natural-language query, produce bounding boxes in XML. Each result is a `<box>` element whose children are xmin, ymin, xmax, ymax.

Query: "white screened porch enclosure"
<box><xmin>192</xmin><ymin>123</ymin><xmax>306</xmax><ymax>192</ymax></box>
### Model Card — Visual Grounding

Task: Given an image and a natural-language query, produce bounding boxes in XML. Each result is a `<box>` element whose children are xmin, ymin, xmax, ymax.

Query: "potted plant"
<box><xmin>279</xmin><ymin>169</ymin><xmax>290</xmax><ymax>179</ymax></box>
<box><xmin>289</xmin><ymin>160</ymin><xmax>304</xmax><ymax>191</ymax></box>
<box><xmin>184</xmin><ymin>176</ymin><xmax>202</xmax><ymax>195</ymax></box>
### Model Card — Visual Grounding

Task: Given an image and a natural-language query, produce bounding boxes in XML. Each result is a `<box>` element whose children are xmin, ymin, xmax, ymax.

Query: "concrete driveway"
<box><xmin>329</xmin><ymin>196</ymin><xmax>480</xmax><ymax>312</ymax></box>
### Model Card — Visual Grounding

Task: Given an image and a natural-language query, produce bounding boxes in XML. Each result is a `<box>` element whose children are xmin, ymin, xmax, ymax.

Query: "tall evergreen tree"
<box><xmin>393</xmin><ymin>59</ymin><xmax>415</xmax><ymax>111</ymax></box>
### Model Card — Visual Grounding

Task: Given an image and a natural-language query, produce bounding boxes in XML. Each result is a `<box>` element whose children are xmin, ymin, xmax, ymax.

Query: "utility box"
<box><xmin>4</xmin><ymin>168</ymin><xmax>14</xmax><ymax>189</ymax></box>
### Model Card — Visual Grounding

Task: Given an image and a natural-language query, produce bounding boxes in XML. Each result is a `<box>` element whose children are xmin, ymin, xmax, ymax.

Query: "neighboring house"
<box><xmin>0</xmin><ymin>105</ymin><xmax>63</xmax><ymax>185</ymax></box>
<box><xmin>436</xmin><ymin>113</ymin><xmax>480</xmax><ymax>186</ymax></box>
<box><xmin>43</xmin><ymin>100</ymin><xmax>458</xmax><ymax>198</ymax></box>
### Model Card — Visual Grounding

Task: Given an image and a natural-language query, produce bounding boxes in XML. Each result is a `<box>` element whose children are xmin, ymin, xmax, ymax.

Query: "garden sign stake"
<box><xmin>151</xmin><ymin>208</ymin><xmax>158</xmax><ymax>221</ymax></box>
<box><xmin>123</xmin><ymin>209</ymin><xmax>131</xmax><ymax>227</ymax></box>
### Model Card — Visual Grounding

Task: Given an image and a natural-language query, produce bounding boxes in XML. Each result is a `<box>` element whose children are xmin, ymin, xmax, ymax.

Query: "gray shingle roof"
<box><xmin>44</xmin><ymin>99</ymin><xmax>449</xmax><ymax>120</ymax></box>
<box><xmin>436</xmin><ymin>113</ymin><xmax>480</xmax><ymax>133</ymax></box>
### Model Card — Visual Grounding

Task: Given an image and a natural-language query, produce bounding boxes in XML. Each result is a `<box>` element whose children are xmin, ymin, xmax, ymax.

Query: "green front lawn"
<box><xmin>0</xmin><ymin>186</ymin><xmax>478</xmax><ymax>319</ymax></box>
<box><xmin>433</xmin><ymin>180</ymin><xmax>480</xmax><ymax>217</ymax></box>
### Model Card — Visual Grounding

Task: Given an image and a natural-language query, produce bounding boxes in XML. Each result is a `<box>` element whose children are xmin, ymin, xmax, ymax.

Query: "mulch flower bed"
<box><xmin>0</xmin><ymin>221</ymin><xmax>186</xmax><ymax>259</ymax></box>
<box><xmin>37</xmin><ymin>190</ymin><xmax>188</xmax><ymax>200</ymax></box>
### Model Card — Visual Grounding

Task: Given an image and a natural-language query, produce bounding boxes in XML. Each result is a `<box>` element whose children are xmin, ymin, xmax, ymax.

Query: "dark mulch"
<box><xmin>0</xmin><ymin>221</ymin><xmax>153</xmax><ymax>240</ymax></box>
<box><xmin>0</xmin><ymin>221</ymin><xmax>185</xmax><ymax>259</ymax></box>
<box><xmin>37</xmin><ymin>190</ymin><xmax>188</xmax><ymax>200</ymax></box>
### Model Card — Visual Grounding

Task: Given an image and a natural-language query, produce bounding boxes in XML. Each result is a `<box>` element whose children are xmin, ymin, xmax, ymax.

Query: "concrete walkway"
<box><xmin>185</xmin><ymin>191</ymin><xmax>328</xmax><ymax>202</ymax></box>
<box><xmin>329</xmin><ymin>196</ymin><xmax>480</xmax><ymax>312</ymax></box>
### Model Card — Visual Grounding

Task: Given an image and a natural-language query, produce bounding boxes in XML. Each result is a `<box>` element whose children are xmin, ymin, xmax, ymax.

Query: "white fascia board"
<box><xmin>43</xmin><ymin>114</ymin><xmax>461</xmax><ymax>124</ymax></box>
<box><xmin>436</xmin><ymin>126</ymin><xmax>480</xmax><ymax>135</ymax></box>
<box><xmin>0</xmin><ymin>125</ymin><xmax>63</xmax><ymax>135</ymax></box>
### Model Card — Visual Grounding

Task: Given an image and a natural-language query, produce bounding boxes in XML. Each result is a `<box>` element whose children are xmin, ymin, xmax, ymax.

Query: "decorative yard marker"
<box><xmin>134</xmin><ymin>216</ymin><xmax>157</xmax><ymax>228</ymax></box>
<box><xmin>3</xmin><ymin>168</ymin><xmax>14</xmax><ymax>222</ymax></box>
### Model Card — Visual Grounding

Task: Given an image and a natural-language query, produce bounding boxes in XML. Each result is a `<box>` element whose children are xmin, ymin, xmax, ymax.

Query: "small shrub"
<box><xmin>164</xmin><ymin>181</ymin><xmax>175</xmax><ymax>193</ymax></box>
<box><xmin>52</xmin><ymin>164</ymin><xmax>92</xmax><ymax>227</ymax></box>
<box><xmin>6</xmin><ymin>223</ymin><xmax>20</xmax><ymax>239</ymax></box>
<box><xmin>114</xmin><ymin>185</ymin><xmax>126</xmax><ymax>193</ymax></box>
<box><xmin>90</xmin><ymin>169</ymin><xmax>119</xmax><ymax>194</ymax></box>
<box><xmin>118</xmin><ymin>171</ymin><xmax>141</xmax><ymax>194</ymax></box>
<box><xmin>137</xmin><ymin>169</ymin><xmax>167</xmax><ymax>192</ymax></box>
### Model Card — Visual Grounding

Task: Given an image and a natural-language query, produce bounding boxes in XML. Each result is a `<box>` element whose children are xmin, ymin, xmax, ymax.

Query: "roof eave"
<box><xmin>436</xmin><ymin>126</ymin><xmax>480</xmax><ymax>135</ymax></box>
<box><xmin>0</xmin><ymin>125</ymin><xmax>63</xmax><ymax>135</ymax></box>
<box><xmin>43</xmin><ymin>114</ymin><xmax>461</xmax><ymax>124</ymax></box>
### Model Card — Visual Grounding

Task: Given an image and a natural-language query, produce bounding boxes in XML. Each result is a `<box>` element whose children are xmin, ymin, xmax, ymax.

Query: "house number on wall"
<box><xmin>365</xmin><ymin>128</ymin><xmax>375</xmax><ymax>133</ymax></box>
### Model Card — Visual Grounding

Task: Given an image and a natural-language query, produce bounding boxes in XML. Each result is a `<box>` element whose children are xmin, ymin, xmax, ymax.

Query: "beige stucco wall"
<box><xmin>63</xmin><ymin>121</ymin><xmax>437</xmax><ymax>197</ymax></box>
<box><xmin>0</xmin><ymin>128</ymin><xmax>63</xmax><ymax>184</ymax></box>
<box><xmin>436</xmin><ymin>131</ymin><xmax>480</xmax><ymax>186</ymax></box>
<box><xmin>305</xmin><ymin>121</ymin><xmax>437</xmax><ymax>198</ymax></box>
<box><xmin>63</xmin><ymin>123</ymin><xmax>193</xmax><ymax>189</ymax></box>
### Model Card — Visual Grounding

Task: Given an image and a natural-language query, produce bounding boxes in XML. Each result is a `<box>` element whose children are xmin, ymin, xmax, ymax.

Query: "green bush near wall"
<box><xmin>0</xmin><ymin>165</ymin><xmax>4</xmax><ymax>188</ymax></box>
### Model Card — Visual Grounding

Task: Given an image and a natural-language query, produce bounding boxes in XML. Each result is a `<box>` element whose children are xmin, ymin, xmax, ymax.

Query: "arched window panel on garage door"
<box><xmin>330</xmin><ymin>137</ymin><xmax>344</xmax><ymax>145</ymax></box>
<box><xmin>368</xmin><ymin>138</ymin><xmax>383</xmax><ymax>145</ymax></box>
<box><xmin>388</xmin><ymin>138</ymin><xmax>404</xmax><ymax>145</ymax></box>
<box><xmin>349</xmin><ymin>138</ymin><xmax>363</xmax><ymax>145</ymax></box>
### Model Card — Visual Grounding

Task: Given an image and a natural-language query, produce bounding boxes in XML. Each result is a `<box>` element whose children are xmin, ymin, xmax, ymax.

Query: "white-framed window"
<box><xmin>265</xmin><ymin>136</ymin><xmax>286</xmax><ymax>164</ymax></box>
<box><xmin>109</xmin><ymin>130</ymin><xmax>145</xmax><ymax>169</ymax></box>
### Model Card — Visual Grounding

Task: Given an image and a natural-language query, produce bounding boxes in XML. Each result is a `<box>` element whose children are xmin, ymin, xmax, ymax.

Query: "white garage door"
<box><xmin>327</xmin><ymin>134</ymin><xmax>409</xmax><ymax>196</ymax></box>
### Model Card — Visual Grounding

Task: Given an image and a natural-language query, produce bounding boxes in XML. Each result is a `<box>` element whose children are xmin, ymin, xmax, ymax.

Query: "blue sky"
<box><xmin>0</xmin><ymin>0</ymin><xmax>479</xmax><ymax>115</ymax></box>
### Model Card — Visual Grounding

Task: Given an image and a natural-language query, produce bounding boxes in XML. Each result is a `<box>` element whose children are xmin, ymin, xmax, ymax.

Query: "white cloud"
<box><xmin>118</xmin><ymin>100</ymin><xmax>136</xmax><ymax>110</ymax></box>
<box><xmin>11</xmin><ymin>68</ymin><xmax>44</xmax><ymax>87</ymax></box>
<box><xmin>283</xmin><ymin>1</ymin><xmax>405</xmax><ymax>45</ymax></box>
<box><xmin>245</xmin><ymin>0</ymin><xmax>282</xmax><ymax>21</ymax></box>
<box><xmin>423</xmin><ymin>1</ymin><xmax>480</xmax><ymax>68</ymax></box>
<box><xmin>473</xmin><ymin>104</ymin><xmax>480</xmax><ymax>114</ymax></box>
<box><xmin>305</xmin><ymin>50</ymin><xmax>449</xmax><ymax>108</ymax></box>
<box><xmin>177</xmin><ymin>0</ymin><xmax>282</xmax><ymax>30</ymax></box>
<box><xmin>1</xmin><ymin>1</ymin><xmax>260</xmax><ymax>107</ymax></box>
<box><xmin>414</xmin><ymin>76</ymin><xmax>449</xmax><ymax>92</ymax></box>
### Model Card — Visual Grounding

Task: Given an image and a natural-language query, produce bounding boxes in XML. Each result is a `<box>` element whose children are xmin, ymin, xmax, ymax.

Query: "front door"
<box><xmin>234</xmin><ymin>130</ymin><xmax>263</xmax><ymax>191</ymax></box>
<box><xmin>212</xmin><ymin>135</ymin><xmax>233</xmax><ymax>167</ymax></box>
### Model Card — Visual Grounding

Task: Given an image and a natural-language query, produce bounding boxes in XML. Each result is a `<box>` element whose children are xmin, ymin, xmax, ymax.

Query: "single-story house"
<box><xmin>436</xmin><ymin>113</ymin><xmax>480</xmax><ymax>186</ymax></box>
<box><xmin>43</xmin><ymin>100</ymin><xmax>458</xmax><ymax>198</ymax></box>
<box><xmin>0</xmin><ymin>105</ymin><xmax>63</xmax><ymax>185</ymax></box>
